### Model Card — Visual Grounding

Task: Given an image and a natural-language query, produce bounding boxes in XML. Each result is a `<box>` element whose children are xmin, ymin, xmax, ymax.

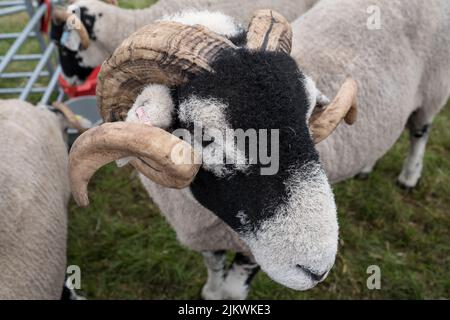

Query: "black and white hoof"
<box><xmin>201</xmin><ymin>283</ymin><xmax>227</xmax><ymax>300</ymax></box>
<box><xmin>61</xmin><ymin>282</ymin><xmax>86</xmax><ymax>300</ymax></box>
<box><xmin>396</xmin><ymin>120</ymin><xmax>430</xmax><ymax>192</ymax></box>
<box><xmin>201</xmin><ymin>251</ymin><xmax>259</xmax><ymax>300</ymax></box>
<box><xmin>201</xmin><ymin>251</ymin><xmax>228</xmax><ymax>300</ymax></box>
<box><xmin>397</xmin><ymin>165</ymin><xmax>422</xmax><ymax>192</ymax></box>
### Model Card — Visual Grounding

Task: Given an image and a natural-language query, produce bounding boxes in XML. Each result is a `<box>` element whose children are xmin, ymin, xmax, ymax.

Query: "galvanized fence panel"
<box><xmin>0</xmin><ymin>0</ymin><xmax>64</xmax><ymax>105</ymax></box>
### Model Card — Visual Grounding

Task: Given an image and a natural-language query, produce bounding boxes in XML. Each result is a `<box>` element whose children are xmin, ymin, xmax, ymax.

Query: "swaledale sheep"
<box><xmin>68</xmin><ymin>9</ymin><xmax>356</xmax><ymax>299</ymax></box>
<box><xmin>292</xmin><ymin>0</ymin><xmax>450</xmax><ymax>189</ymax></box>
<box><xmin>0</xmin><ymin>100</ymin><xmax>71</xmax><ymax>299</ymax></box>
<box><xmin>50</xmin><ymin>0</ymin><xmax>318</xmax><ymax>84</ymax></box>
<box><xmin>70</xmin><ymin>0</ymin><xmax>449</xmax><ymax>300</ymax></box>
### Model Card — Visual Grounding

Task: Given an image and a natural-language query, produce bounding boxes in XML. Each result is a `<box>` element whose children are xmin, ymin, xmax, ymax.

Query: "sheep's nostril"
<box><xmin>296</xmin><ymin>264</ymin><xmax>328</xmax><ymax>282</ymax></box>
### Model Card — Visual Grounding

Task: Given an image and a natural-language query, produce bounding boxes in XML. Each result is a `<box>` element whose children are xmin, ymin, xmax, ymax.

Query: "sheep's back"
<box><xmin>0</xmin><ymin>100</ymin><xmax>70</xmax><ymax>299</ymax></box>
<box><xmin>291</xmin><ymin>0</ymin><xmax>450</xmax><ymax>183</ymax></box>
<box><xmin>153</xmin><ymin>0</ymin><xmax>318</xmax><ymax>25</ymax></box>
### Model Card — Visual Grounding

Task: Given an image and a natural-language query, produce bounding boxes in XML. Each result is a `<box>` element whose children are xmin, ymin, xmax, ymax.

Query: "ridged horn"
<box><xmin>96</xmin><ymin>21</ymin><xmax>237</xmax><ymax>122</ymax></box>
<box><xmin>69</xmin><ymin>122</ymin><xmax>201</xmax><ymax>207</ymax></box>
<box><xmin>309</xmin><ymin>78</ymin><xmax>358</xmax><ymax>144</ymax></box>
<box><xmin>246</xmin><ymin>9</ymin><xmax>292</xmax><ymax>54</ymax></box>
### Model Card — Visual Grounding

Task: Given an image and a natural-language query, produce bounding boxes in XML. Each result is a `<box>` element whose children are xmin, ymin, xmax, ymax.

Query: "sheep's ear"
<box><xmin>309</xmin><ymin>78</ymin><xmax>358</xmax><ymax>144</ymax></box>
<box><xmin>303</xmin><ymin>75</ymin><xmax>330</xmax><ymax>120</ymax></box>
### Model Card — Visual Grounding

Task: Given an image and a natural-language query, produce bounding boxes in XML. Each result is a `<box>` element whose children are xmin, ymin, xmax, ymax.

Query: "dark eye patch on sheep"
<box><xmin>79</xmin><ymin>7</ymin><xmax>97</xmax><ymax>41</ymax></box>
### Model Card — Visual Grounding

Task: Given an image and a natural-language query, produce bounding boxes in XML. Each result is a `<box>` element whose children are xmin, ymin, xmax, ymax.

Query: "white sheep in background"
<box><xmin>0</xmin><ymin>100</ymin><xmax>72</xmax><ymax>299</ymax></box>
<box><xmin>69</xmin><ymin>0</ymin><xmax>449</xmax><ymax>300</ymax></box>
<box><xmin>51</xmin><ymin>0</ymin><xmax>319</xmax><ymax>84</ymax></box>
<box><xmin>292</xmin><ymin>0</ymin><xmax>450</xmax><ymax>188</ymax></box>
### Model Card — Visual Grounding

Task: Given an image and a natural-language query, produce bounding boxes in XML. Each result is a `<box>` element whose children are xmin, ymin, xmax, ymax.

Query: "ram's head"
<box><xmin>50</xmin><ymin>0</ymin><xmax>118</xmax><ymax>84</ymax></box>
<box><xmin>69</xmin><ymin>10</ymin><xmax>357</xmax><ymax>291</ymax></box>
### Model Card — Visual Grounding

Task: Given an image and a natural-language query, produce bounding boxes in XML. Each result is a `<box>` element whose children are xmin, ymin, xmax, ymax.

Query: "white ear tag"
<box><xmin>61</xmin><ymin>30</ymin><xmax>81</xmax><ymax>51</ymax></box>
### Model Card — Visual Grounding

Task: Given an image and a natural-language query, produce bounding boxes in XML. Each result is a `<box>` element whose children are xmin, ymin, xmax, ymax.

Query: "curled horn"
<box><xmin>309</xmin><ymin>78</ymin><xmax>358</xmax><ymax>144</ymax></box>
<box><xmin>52</xmin><ymin>6</ymin><xmax>90</xmax><ymax>49</ymax></box>
<box><xmin>69</xmin><ymin>122</ymin><xmax>200</xmax><ymax>207</ymax></box>
<box><xmin>97</xmin><ymin>21</ymin><xmax>237</xmax><ymax>122</ymax></box>
<box><xmin>69</xmin><ymin>21</ymin><xmax>236</xmax><ymax>206</ymax></box>
<box><xmin>246</xmin><ymin>9</ymin><xmax>292</xmax><ymax>54</ymax></box>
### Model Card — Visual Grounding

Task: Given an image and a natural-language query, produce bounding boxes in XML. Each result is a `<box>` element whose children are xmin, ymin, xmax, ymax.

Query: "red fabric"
<box><xmin>40</xmin><ymin>0</ymin><xmax>52</xmax><ymax>33</ymax></box>
<box><xmin>58</xmin><ymin>66</ymin><xmax>101</xmax><ymax>98</ymax></box>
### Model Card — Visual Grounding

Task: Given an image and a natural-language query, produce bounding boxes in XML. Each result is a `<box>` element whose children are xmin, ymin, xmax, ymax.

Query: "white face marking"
<box><xmin>242</xmin><ymin>162</ymin><xmax>338</xmax><ymax>290</ymax></box>
<box><xmin>161</xmin><ymin>10</ymin><xmax>242</xmax><ymax>37</ymax></box>
<box><xmin>179</xmin><ymin>95</ymin><xmax>249</xmax><ymax>177</ymax></box>
<box><xmin>236</xmin><ymin>210</ymin><xmax>250</xmax><ymax>225</ymax></box>
<box><xmin>178</xmin><ymin>96</ymin><xmax>228</xmax><ymax>130</ymax></box>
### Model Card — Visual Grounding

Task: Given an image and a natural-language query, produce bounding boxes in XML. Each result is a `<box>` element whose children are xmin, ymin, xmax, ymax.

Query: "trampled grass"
<box><xmin>1</xmin><ymin>0</ymin><xmax>449</xmax><ymax>299</ymax></box>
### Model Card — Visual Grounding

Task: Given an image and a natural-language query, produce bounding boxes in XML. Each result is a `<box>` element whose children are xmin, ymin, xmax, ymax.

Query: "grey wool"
<box><xmin>0</xmin><ymin>100</ymin><xmax>70</xmax><ymax>299</ymax></box>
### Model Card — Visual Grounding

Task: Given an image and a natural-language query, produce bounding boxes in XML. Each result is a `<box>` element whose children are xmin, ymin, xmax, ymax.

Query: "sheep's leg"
<box><xmin>61</xmin><ymin>278</ymin><xmax>86</xmax><ymax>300</ymax></box>
<box><xmin>221</xmin><ymin>253</ymin><xmax>260</xmax><ymax>300</ymax></box>
<box><xmin>397</xmin><ymin>110</ymin><xmax>434</xmax><ymax>190</ymax></box>
<box><xmin>201</xmin><ymin>251</ymin><xmax>259</xmax><ymax>300</ymax></box>
<box><xmin>201</xmin><ymin>250</ymin><xmax>227</xmax><ymax>300</ymax></box>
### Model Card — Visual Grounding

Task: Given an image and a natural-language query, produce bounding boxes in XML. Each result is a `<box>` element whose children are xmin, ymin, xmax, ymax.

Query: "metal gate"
<box><xmin>0</xmin><ymin>0</ymin><xmax>63</xmax><ymax>105</ymax></box>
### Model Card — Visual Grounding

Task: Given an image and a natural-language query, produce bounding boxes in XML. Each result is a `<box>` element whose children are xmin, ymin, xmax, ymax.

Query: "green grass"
<box><xmin>1</xmin><ymin>0</ymin><xmax>449</xmax><ymax>299</ymax></box>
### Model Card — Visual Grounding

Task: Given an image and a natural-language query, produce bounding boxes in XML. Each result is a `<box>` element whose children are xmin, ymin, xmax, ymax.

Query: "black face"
<box><xmin>50</xmin><ymin>7</ymin><xmax>98</xmax><ymax>83</ymax></box>
<box><xmin>175</xmin><ymin>49</ymin><xmax>319</xmax><ymax>234</ymax></box>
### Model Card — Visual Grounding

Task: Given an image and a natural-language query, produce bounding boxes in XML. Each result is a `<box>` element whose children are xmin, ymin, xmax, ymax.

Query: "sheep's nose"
<box><xmin>296</xmin><ymin>264</ymin><xmax>329</xmax><ymax>282</ymax></box>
